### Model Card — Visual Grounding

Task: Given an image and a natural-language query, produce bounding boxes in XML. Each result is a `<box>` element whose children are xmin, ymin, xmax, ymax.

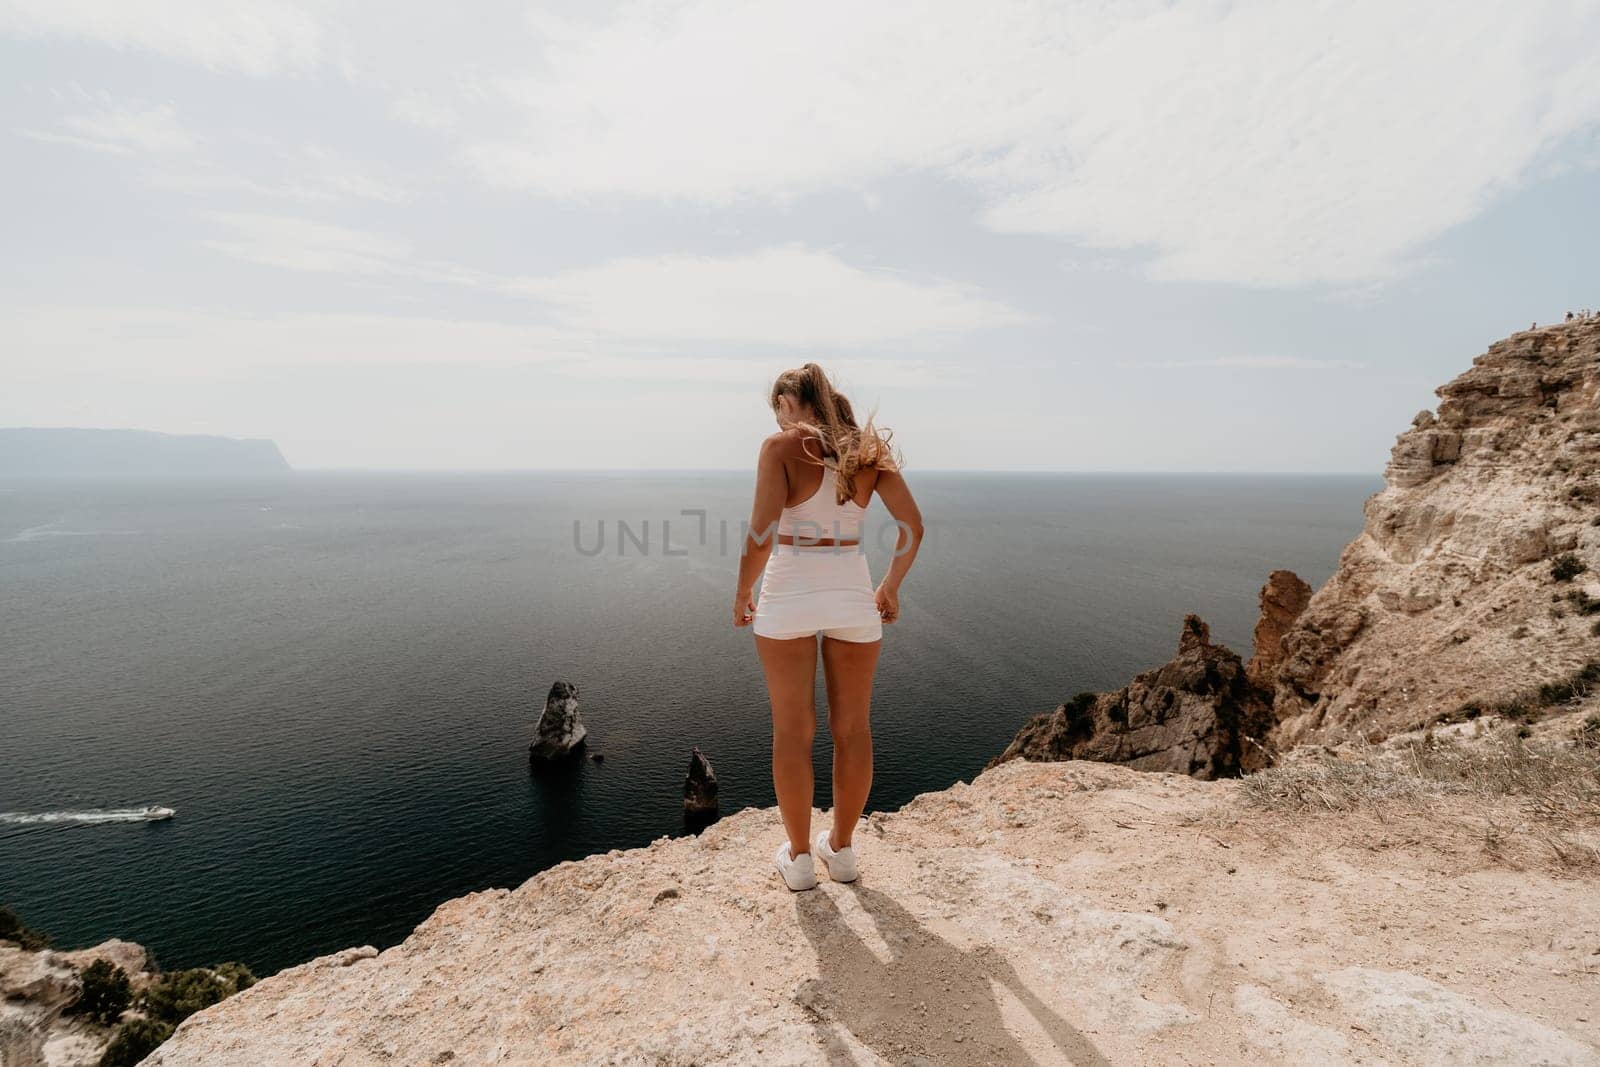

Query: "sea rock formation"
<box><xmin>1245</xmin><ymin>569</ymin><xmax>1313</xmax><ymax>691</ymax></box>
<box><xmin>1268</xmin><ymin>319</ymin><xmax>1600</xmax><ymax>745</ymax></box>
<box><xmin>144</xmin><ymin>758</ymin><xmax>1600</xmax><ymax>1064</ymax></box>
<box><xmin>529</xmin><ymin>681</ymin><xmax>588</xmax><ymax>761</ymax></box>
<box><xmin>0</xmin><ymin>938</ymin><xmax>153</xmax><ymax>1067</ymax></box>
<box><xmin>985</xmin><ymin>615</ymin><xmax>1273</xmax><ymax>779</ymax></box>
<box><xmin>684</xmin><ymin>747</ymin><xmax>718</xmax><ymax>815</ymax></box>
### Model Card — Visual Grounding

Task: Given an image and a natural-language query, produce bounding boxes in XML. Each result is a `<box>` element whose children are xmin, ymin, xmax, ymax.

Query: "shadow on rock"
<box><xmin>792</xmin><ymin>881</ymin><xmax>1107</xmax><ymax>1066</ymax></box>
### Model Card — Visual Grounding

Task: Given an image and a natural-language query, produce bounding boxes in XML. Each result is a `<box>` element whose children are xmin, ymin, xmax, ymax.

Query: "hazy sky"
<box><xmin>4</xmin><ymin>1</ymin><xmax>1599</xmax><ymax>471</ymax></box>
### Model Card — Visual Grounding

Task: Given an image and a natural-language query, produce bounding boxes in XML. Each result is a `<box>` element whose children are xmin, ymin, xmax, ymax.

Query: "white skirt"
<box><xmin>751</xmin><ymin>544</ymin><xmax>883</xmax><ymax>642</ymax></box>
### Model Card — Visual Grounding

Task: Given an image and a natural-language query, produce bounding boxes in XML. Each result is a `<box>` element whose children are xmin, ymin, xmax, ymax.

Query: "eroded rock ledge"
<box><xmin>146</xmin><ymin>759</ymin><xmax>1600</xmax><ymax>1065</ymax></box>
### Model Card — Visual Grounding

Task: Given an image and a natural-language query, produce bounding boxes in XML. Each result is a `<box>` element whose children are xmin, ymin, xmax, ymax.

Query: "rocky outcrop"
<box><xmin>1245</xmin><ymin>569</ymin><xmax>1313</xmax><ymax>690</ymax></box>
<box><xmin>683</xmin><ymin>747</ymin><xmax>718</xmax><ymax>815</ymax></box>
<box><xmin>0</xmin><ymin>938</ymin><xmax>153</xmax><ymax>1067</ymax></box>
<box><xmin>986</xmin><ymin>615</ymin><xmax>1274</xmax><ymax>779</ymax></box>
<box><xmin>144</xmin><ymin>758</ymin><xmax>1600</xmax><ymax>1064</ymax></box>
<box><xmin>529</xmin><ymin>681</ymin><xmax>588</xmax><ymax>760</ymax></box>
<box><xmin>993</xmin><ymin>321</ymin><xmax>1600</xmax><ymax>768</ymax></box>
<box><xmin>1269</xmin><ymin>320</ymin><xmax>1600</xmax><ymax>745</ymax></box>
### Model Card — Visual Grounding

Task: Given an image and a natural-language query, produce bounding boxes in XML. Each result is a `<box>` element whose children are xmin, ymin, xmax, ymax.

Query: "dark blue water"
<box><xmin>0</xmin><ymin>472</ymin><xmax>1377</xmax><ymax>975</ymax></box>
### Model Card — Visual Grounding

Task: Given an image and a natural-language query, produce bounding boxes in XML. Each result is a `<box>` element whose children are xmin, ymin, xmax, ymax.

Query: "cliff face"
<box><xmin>1270</xmin><ymin>320</ymin><xmax>1600</xmax><ymax>745</ymax></box>
<box><xmin>145</xmin><ymin>758</ymin><xmax>1600</xmax><ymax>1065</ymax></box>
<box><xmin>994</xmin><ymin>320</ymin><xmax>1600</xmax><ymax>774</ymax></box>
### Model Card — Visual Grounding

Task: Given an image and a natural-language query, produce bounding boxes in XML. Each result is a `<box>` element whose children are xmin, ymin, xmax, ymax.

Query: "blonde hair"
<box><xmin>769</xmin><ymin>363</ymin><xmax>901</xmax><ymax>504</ymax></box>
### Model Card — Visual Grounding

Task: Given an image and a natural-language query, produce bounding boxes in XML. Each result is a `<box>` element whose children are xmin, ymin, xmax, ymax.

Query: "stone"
<box><xmin>529</xmin><ymin>681</ymin><xmax>588</xmax><ymax>761</ymax></box>
<box><xmin>683</xmin><ymin>747</ymin><xmax>718</xmax><ymax>815</ymax></box>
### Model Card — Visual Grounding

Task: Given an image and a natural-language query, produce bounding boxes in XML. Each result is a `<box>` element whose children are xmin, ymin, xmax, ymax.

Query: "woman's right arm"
<box><xmin>872</xmin><ymin>468</ymin><xmax>924</xmax><ymax>623</ymax></box>
<box><xmin>733</xmin><ymin>434</ymin><xmax>787</xmax><ymax>627</ymax></box>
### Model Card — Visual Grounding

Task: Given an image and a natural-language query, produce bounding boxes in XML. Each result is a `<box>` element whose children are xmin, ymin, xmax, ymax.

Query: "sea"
<box><xmin>0</xmin><ymin>471</ymin><xmax>1378</xmax><ymax>976</ymax></box>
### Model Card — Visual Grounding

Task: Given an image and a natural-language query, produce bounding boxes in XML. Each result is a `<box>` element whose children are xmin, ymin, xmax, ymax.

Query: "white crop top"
<box><xmin>776</xmin><ymin>457</ymin><xmax>867</xmax><ymax>541</ymax></box>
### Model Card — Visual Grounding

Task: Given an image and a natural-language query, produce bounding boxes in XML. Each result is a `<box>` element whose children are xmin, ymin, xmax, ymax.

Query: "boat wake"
<box><xmin>4</xmin><ymin>521</ymin><xmax>140</xmax><ymax>543</ymax></box>
<box><xmin>0</xmin><ymin>806</ymin><xmax>175</xmax><ymax>826</ymax></box>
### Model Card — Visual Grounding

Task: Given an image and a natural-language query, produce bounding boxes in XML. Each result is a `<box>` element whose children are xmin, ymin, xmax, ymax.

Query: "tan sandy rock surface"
<box><xmin>148</xmin><ymin>759</ymin><xmax>1600</xmax><ymax>1066</ymax></box>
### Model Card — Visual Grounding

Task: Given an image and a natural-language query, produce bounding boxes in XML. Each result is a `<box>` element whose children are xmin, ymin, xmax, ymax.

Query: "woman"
<box><xmin>733</xmin><ymin>363</ymin><xmax>924</xmax><ymax>891</ymax></box>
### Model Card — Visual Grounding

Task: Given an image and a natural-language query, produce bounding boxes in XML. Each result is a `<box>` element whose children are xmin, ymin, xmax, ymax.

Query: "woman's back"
<box><xmin>771</xmin><ymin>428</ymin><xmax>876</xmax><ymax>537</ymax></box>
<box><xmin>777</xmin><ymin>453</ymin><xmax>873</xmax><ymax>541</ymax></box>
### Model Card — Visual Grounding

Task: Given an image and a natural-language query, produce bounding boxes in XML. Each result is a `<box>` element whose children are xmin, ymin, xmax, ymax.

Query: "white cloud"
<box><xmin>2</xmin><ymin>304</ymin><xmax>958</xmax><ymax>401</ymax></box>
<box><xmin>509</xmin><ymin>244</ymin><xmax>1028</xmax><ymax>346</ymax></box>
<box><xmin>0</xmin><ymin>0</ymin><xmax>322</xmax><ymax>75</ymax></box>
<box><xmin>548</xmin><ymin>355</ymin><xmax>965</xmax><ymax>388</ymax></box>
<box><xmin>203</xmin><ymin>211</ymin><xmax>414</xmax><ymax>275</ymax></box>
<box><xmin>17</xmin><ymin>96</ymin><xmax>412</xmax><ymax>204</ymax></box>
<box><xmin>201</xmin><ymin>212</ymin><xmax>471</xmax><ymax>282</ymax></box>
<box><xmin>390</xmin><ymin>93</ymin><xmax>457</xmax><ymax>132</ymax></box>
<box><xmin>146</xmin><ymin>159</ymin><xmax>409</xmax><ymax>204</ymax></box>
<box><xmin>1128</xmin><ymin>356</ymin><xmax>1368</xmax><ymax>370</ymax></box>
<box><xmin>2</xmin><ymin>305</ymin><xmax>586</xmax><ymax>374</ymax></box>
<box><xmin>139</xmin><ymin>143</ymin><xmax>412</xmax><ymax>204</ymax></box>
<box><xmin>465</xmin><ymin>0</ymin><xmax>1600</xmax><ymax>287</ymax></box>
<box><xmin>19</xmin><ymin>101</ymin><xmax>196</xmax><ymax>154</ymax></box>
<box><xmin>292</xmin><ymin>147</ymin><xmax>411</xmax><ymax>203</ymax></box>
<box><xmin>193</xmin><ymin>215</ymin><xmax>1025</xmax><ymax>348</ymax></box>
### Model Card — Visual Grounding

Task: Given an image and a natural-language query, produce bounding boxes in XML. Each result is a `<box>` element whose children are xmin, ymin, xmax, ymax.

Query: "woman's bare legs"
<box><xmin>755</xmin><ymin>633</ymin><xmax>819</xmax><ymax>858</ymax></box>
<box><xmin>820</xmin><ymin>636</ymin><xmax>881</xmax><ymax>850</ymax></box>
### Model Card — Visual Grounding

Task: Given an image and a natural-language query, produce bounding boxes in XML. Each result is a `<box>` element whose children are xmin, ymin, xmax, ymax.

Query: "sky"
<box><xmin>3</xmin><ymin>0</ymin><xmax>1599</xmax><ymax>472</ymax></box>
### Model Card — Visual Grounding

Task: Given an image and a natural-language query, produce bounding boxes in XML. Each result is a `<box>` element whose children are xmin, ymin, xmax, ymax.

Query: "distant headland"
<box><xmin>0</xmin><ymin>428</ymin><xmax>290</xmax><ymax>477</ymax></box>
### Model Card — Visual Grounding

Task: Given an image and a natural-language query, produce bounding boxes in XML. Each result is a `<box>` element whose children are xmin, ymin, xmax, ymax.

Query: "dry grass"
<box><xmin>1242</xmin><ymin>731</ymin><xmax>1600</xmax><ymax>871</ymax></box>
<box><xmin>1243</xmin><ymin>731</ymin><xmax>1600</xmax><ymax>819</ymax></box>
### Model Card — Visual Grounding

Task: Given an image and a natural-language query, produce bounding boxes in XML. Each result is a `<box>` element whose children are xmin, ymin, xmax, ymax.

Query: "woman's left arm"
<box><xmin>733</xmin><ymin>435</ymin><xmax>787</xmax><ymax>627</ymax></box>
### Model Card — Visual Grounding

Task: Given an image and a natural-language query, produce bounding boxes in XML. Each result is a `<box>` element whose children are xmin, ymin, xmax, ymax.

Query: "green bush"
<box><xmin>98</xmin><ymin>961</ymin><xmax>257</xmax><ymax>1065</ymax></box>
<box><xmin>98</xmin><ymin>1018</ymin><xmax>174</xmax><ymax>1067</ymax></box>
<box><xmin>1551</xmin><ymin>553</ymin><xmax>1588</xmax><ymax>582</ymax></box>
<box><xmin>73</xmin><ymin>960</ymin><xmax>131</xmax><ymax>1024</ymax></box>
<box><xmin>142</xmin><ymin>963</ymin><xmax>257</xmax><ymax>1028</ymax></box>
<box><xmin>0</xmin><ymin>905</ymin><xmax>50</xmax><ymax>950</ymax></box>
<box><xmin>1060</xmin><ymin>690</ymin><xmax>1102</xmax><ymax>736</ymax></box>
<box><xmin>1458</xmin><ymin>660</ymin><xmax>1600</xmax><ymax>722</ymax></box>
<box><xmin>213</xmin><ymin>961</ymin><xmax>257</xmax><ymax>994</ymax></box>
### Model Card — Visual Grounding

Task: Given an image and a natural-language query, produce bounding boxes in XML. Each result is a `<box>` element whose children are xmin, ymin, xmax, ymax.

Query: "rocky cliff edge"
<box><xmin>147</xmin><ymin>755</ymin><xmax>1599</xmax><ymax>1065</ymax></box>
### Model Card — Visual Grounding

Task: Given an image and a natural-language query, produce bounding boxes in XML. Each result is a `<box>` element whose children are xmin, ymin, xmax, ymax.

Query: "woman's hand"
<box><xmin>875</xmin><ymin>582</ymin><xmax>899</xmax><ymax>624</ymax></box>
<box><xmin>733</xmin><ymin>588</ymin><xmax>756</xmax><ymax>628</ymax></box>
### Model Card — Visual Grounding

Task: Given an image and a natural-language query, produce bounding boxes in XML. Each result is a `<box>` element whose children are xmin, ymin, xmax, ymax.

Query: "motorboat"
<box><xmin>142</xmin><ymin>806</ymin><xmax>176</xmax><ymax>821</ymax></box>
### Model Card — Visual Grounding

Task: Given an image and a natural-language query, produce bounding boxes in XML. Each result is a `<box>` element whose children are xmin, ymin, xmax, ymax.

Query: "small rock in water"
<box><xmin>529</xmin><ymin>680</ymin><xmax>589</xmax><ymax>761</ymax></box>
<box><xmin>683</xmin><ymin>747</ymin><xmax>718</xmax><ymax>814</ymax></box>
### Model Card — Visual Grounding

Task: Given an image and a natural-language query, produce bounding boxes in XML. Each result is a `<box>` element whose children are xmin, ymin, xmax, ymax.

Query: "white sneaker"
<box><xmin>774</xmin><ymin>841</ymin><xmax>817</xmax><ymax>891</ymax></box>
<box><xmin>814</xmin><ymin>829</ymin><xmax>858</xmax><ymax>883</ymax></box>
